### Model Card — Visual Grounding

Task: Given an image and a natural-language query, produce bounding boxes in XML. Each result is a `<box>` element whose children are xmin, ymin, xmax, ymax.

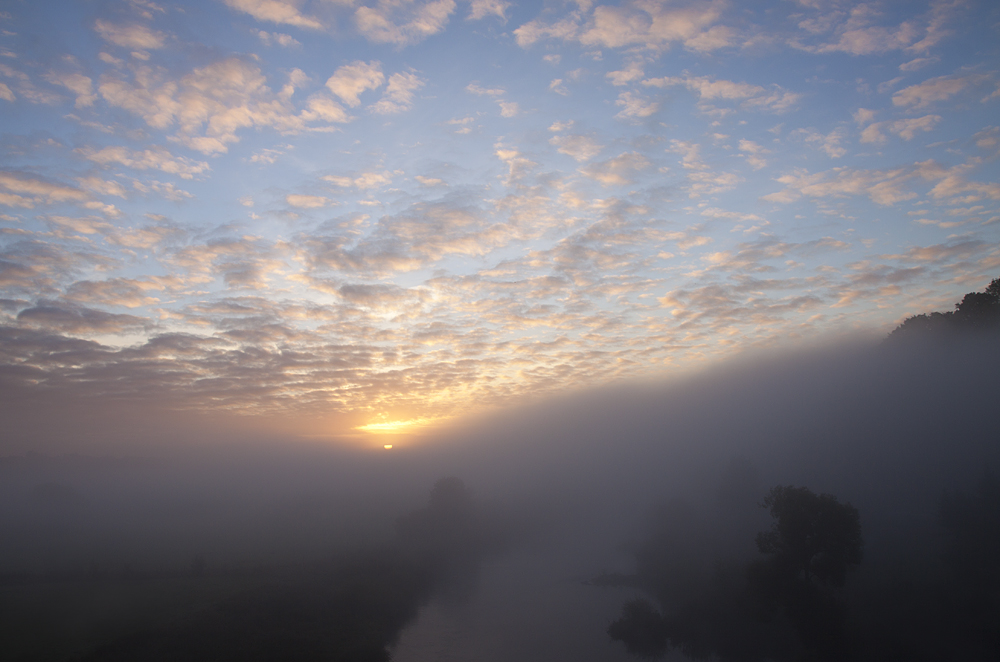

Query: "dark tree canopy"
<box><xmin>756</xmin><ymin>486</ymin><xmax>863</xmax><ymax>587</ymax></box>
<box><xmin>888</xmin><ymin>277</ymin><xmax>1000</xmax><ymax>340</ymax></box>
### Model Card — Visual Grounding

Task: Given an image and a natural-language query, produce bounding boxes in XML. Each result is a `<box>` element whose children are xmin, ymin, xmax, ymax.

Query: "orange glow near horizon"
<box><xmin>355</xmin><ymin>416</ymin><xmax>446</xmax><ymax>435</ymax></box>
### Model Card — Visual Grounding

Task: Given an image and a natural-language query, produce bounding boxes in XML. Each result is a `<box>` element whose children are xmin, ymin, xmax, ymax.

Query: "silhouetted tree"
<box><xmin>954</xmin><ymin>290</ymin><xmax>1000</xmax><ymax>330</ymax></box>
<box><xmin>888</xmin><ymin>277</ymin><xmax>1000</xmax><ymax>340</ymax></box>
<box><xmin>985</xmin><ymin>277</ymin><xmax>1000</xmax><ymax>304</ymax></box>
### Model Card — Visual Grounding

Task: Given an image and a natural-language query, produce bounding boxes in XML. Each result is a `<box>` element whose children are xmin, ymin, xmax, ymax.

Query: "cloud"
<box><xmin>700</xmin><ymin>207</ymin><xmax>767</xmax><ymax>233</ymax></box>
<box><xmin>131</xmin><ymin>179</ymin><xmax>194</xmax><ymax>201</ymax></box>
<box><xmin>580</xmin><ymin>151</ymin><xmax>650</xmax><ymax>186</ymax></box>
<box><xmin>498</xmin><ymin>100</ymin><xmax>519</xmax><ymax>117</ymax></box>
<box><xmin>98</xmin><ymin>58</ymin><xmax>344</xmax><ymax>154</ymax></box>
<box><xmin>853</xmin><ymin>107</ymin><xmax>876</xmax><ymax>125</ymax></box>
<box><xmin>0</xmin><ymin>83</ymin><xmax>14</xmax><ymax>102</ymax></box>
<box><xmin>286</xmin><ymin>194</ymin><xmax>332</xmax><ymax>208</ymax></box>
<box><xmin>683</xmin><ymin>24</ymin><xmax>734</xmax><ymax>52</ymax></box>
<box><xmin>892</xmin><ymin>74</ymin><xmax>987</xmax><ymax>109</ymax></box>
<box><xmin>17</xmin><ymin>301</ymin><xmax>151</xmax><ymax>334</ymax></box>
<box><xmin>298</xmin><ymin>200</ymin><xmax>511</xmax><ymax>277</ymax></box>
<box><xmin>465</xmin><ymin>81</ymin><xmax>516</xmax><ymax>115</ymax></box>
<box><xmin>322</xmin><ymin>171</ymin><xmax>392</xmax><ymax>189</ymax></box>
<box><xmin>880</xmin><ymin>238</ymin><xmax>990</xmax><ymax>264</ymax></box>
<box><xmin>355</xmin><ymin>0</ymin><xmax>457</xmax><ymax>47</ymax></box>
<box><xmin>614</xmin><ymin>91</ymin><xmax>658</xmax><ymax>120</ymax></box>
<box><xmin>789</xmin><ymin>1</ymin><xmax>958</xmax><ymax>56</ymax></box>
<box><xmin>890</xmin><ymin>114</ymin><xmax>942</xmax><ymax>140</ymax></box>
<box><xmin>973</xmin><ymin>126</ymin><xmax>999</xmax><ymax>150</ymax></box>
<box><xmin>669</xmin><ymin>139</ymin><xmax>706</xmax><ymax>171</ymax></box>
<box><xmin>0</xmin><ymin>171</ymin><xmax>91</xmax><ymax>208</ymax></box>
<box><xmin>223</xmin><ymin>0</ymin><xmax>323</xmax><ymax>30</ymax></box>
<box><xmin>738</xmin><ymin>139</ymin><xmax>769</xmax><ymax>170</ymax></box>
<box><xmin>792</xmin><ymin>128</ymin><xmax>847</xmax><ymax>158</ymax></box>
<box><xmin>915</xmin><ymin>159</ymin><xmax>1000</xmax><ymax>202</ymax></box>
<box><xmin>94</xmin><ymin>19</ymin><xmax>167</xmax><ymax>49</ymax></box>
<box><xmin>549</xmin><ymin>134</ymin><xmax>603</xmax><ymax>162</ymax></box>
<box><xmin>44</xmin><ymin>215</ymin><xmax>116</xmax><ymax>237</ymax></box>
<box><xmin>44</xmin><ymin>71</ymin><xmax>95</xmax><ymax>108</ymax></box>
<box><xmin>465</xmin><ymin>82</ymin><xmax>504</xmax><ymax>97</ymax></box>
<box><xmin>300</xmin><ymin>95</ymin><xmax>351</xmax><ymax>123</ymax></box>
<box><xmin>415</xmin><ymin>175</ymin><xmax>445</xmax><ymax>187</ymax></box>
<box><xmin>166</xmin><ymin>237</ymin><xmax>286</xmax><ymax>289</ymax></box>
<box><xmin>77</xmin><ymin>176</ymin><xmax>128</xmax><ymax>198</ymax></box>
<box><xmin>257</xmin><ymin>30</ymin><xmax>302</xmax><ymax>47</ymax></box>
<box><xmin>859</xmin><ymin>123</ymin><xmax>886</xmax><ymax>144</ymax></box>
<box><xmin>0</xmin><ymin>240</ymin><xmax>89</xmax><ymax>293</ymax></box>
<box><xmin>467</xmin><ymin>0</ymin><xmax>509</xmax><ymax>21</ymax></box>
<box><xmin>644</xmin><ymin>75</ymin><xmax>800</xmax><ymax>113</ymax></box>
<box><xmin>606</xmin><ymin>61</ymin><xmax>644</xmax><ymax>86</ymax></box>
<box><xmin>899</xmin><ymin>56</ymin><xmax>938</xmax><ymax>72</ymax></box>
<box><xmin>325</xmin><ymin>61</ymin><xmax>385</xmax><ymax>107</ymax></box>
<box><xmin>77</xmin><ymin>146</ymin><xmax>210</xmax><ymax>179</ymax></box>
<box><xmin>371</xmin><ymin>72</ymin><xmax>424</xmax><ymax>114</ymax></box>
<box><xmin>0</xmin><ymin>63</ymin><xmax>63</xmax><ymax>105</ymax></box>
<box><xmin>686</xmin><ymin>170</ymin><xmax>742</xmax><ymax>198</ymax></box>
<box><xmin>335</xmin><ymin>282</ymin><xmax>426</xmax><ymax>308</ymax></box>
<box><xmin>249</xmin><ymin>147</ymin><xmax>286</xmax><ymax>165</ymax></box>
<box><xmin>66</xmin><ymin>278</ymin><xmax>160</xmax><ymax>308</ymax></box>
<box><xmin>810</xmin><ymin>22</ymin><xmax>919</xmax><ymax>55</ymax></box>
<box><xmin>515</xmin><ymin>0</ymin><xmax>730</xmax><ymax>52</ymax></box>
<box><xmin>763</xmin><ymin>166</ymin><xmax>915</xmax><ymax>206</ymax></box>
<box><xmin>906</xmin><ymin>0</ymin><xmax>961</xmax><ymax>53</ymax></box>
<box><xmin>108</xmin><ymin>221</ymin><xmax>186</xmax><ymax>251</ymax></box>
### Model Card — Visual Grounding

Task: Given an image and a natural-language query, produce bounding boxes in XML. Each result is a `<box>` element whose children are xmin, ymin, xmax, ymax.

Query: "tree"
<box><xmin>954</xmin><ymin>291</ymin><xmax>1000</xmax><ymax>330</ymax></box>
<box><xmin>756</xmin><ymin>486</ymin><xmax>863</xmax><ymax>587</ymax></box>
<box><xmin>888</xmin><ymin>277</ymin><xmax>1000</xmax><ymax>340</ymax></box>
<box><xmin>984</xmin><ymin>277</ymin><xmax>1000</xmax><ymax>305</ymax></box>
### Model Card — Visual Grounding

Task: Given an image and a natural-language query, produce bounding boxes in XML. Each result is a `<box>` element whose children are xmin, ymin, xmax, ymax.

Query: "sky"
<box><xmin>1</xmin><ymin>0</ymin><xmax>998</xmax><ymax>448</ymax></box>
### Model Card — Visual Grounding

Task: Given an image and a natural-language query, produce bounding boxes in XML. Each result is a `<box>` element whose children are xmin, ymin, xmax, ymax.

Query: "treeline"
<box><xmin>888</xmin><ymin>278</ymin><xmax>1000</xmax><ymax>340</ymax></box>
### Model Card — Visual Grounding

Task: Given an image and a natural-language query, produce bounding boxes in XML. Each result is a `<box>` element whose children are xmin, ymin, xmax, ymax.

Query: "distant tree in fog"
<box><xmin>755</xmin><ymin>486</ymin><xmax>862</xmax><ymax>587</ymax></box>
<box><xmin>748</xmin><ymin>487</ymin><xmax>862</xmax><ymax>660</ymax></box>
<box><xmin>608</xmin><ymin>485</ymin><xmax>863</xmax><ymax>661</ymax></box>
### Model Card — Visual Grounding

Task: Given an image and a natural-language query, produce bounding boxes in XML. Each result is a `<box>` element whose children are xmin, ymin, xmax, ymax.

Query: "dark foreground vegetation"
<box><xmin>2</xmin><ymin>478</ymin><xmax>505</xmax><ymax>662</ymax></box>
<box><xmin>606</xmin><ymin>279</ymin><xmax>1000</xmax><ymax>661</ymax></box>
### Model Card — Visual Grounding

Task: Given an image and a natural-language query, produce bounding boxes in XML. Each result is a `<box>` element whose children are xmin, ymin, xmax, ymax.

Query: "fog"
<box><xmin>2</xmin><ymin>334</ymin><xmax>998</xmax><ymax>661</ymax></box>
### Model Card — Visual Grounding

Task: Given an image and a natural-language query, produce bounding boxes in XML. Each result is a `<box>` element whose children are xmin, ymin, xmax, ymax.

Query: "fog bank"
<box><xmin>2</xmin><ymin>335</ymin><xmax>998</xmax><ymax>660</ymax></box>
